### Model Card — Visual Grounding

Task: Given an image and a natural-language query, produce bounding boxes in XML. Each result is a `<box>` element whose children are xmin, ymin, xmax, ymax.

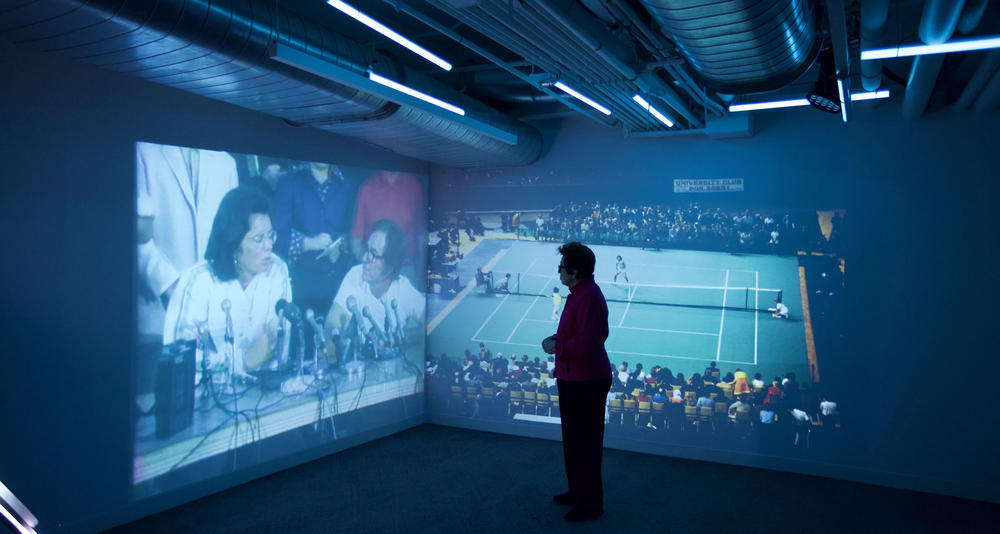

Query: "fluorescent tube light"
<box><xmin>729</xmin><ymin>98</ymin><xmax>810</xmax><ymax>112</ymax></box>
<box><xmin>327</xmin><ymin>0</ymin><xmax>452</xmax><ymax>71</ymax></box>
<box><xmin>368</xmin><ymin>72</ymin><xmax>465</xmax><ymax>116</ymax></box>
<box><xmin>861</xmin><ymin>34</ymin><xmax>1000</xmax><ymax>60</ymax></box>
<box><xmin>729</xmin><ymin>90</ymin><xmax>891</xmax><ymax>112</ymax></box>
<box><xmin>554</xmin><ymin>81</ymin><xmax>611</xmax><ymax>116</ymax></box>
<box><xmin>632</xmin><ymin>95</ymin><xmax>675</xmax><ymax>127</ymax></box>
<box><xmin>837</xmin><ymin>78</ymin><xmax>848</xmax><ymax>123</ymax></box>
<box><xmin>851</xmin><ymin>90</ymin><xmax>890</xmax><ymax>101</ymax></box>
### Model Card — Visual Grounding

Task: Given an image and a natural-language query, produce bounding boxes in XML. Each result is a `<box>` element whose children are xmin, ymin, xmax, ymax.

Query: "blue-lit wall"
<box><xmin>428</xmin><ymin>103</ymin><xmax>1000</xmax><ymax>502</ymax></box>
<box><xmin>0</xmin><ymin>39</ymin><xmax>427</xmax><ymax>533</ymax></box>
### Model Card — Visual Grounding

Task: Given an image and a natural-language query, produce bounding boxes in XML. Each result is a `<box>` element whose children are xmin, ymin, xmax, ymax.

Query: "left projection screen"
<box><xmin>132</xmin><ymin>141</ymin><xmax>427</xmax><ymax>497</ymax></box>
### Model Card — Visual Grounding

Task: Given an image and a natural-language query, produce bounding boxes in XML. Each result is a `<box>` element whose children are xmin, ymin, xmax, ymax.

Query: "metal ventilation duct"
<box><xmin>0</xmin><ymin>0</ymin><xmax>541</xmax><ymax>167</ymax></box>
<box><xmin>638</xmin><ymin>0</ymin><xmax>821</xmax><ymax>94</ymax></box>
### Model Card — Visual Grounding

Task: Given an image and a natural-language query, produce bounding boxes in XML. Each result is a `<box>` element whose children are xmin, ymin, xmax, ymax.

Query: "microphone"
<box><xmin>346</xmin><ymin>296</ymin><xmax>366</xmax><ymax>343</ymax></box>
<box><xmin>362</xmin><ymin>306</ymin><xmax>387</xmax><ymax>342</ymax></box>
<box><xmin>275</xmin><ymin>299</ymin><xmax>302</xmax><ymax>324</ymax></box>
<box><xmin>304</xmin><ymin>308</ymin><xmax>328</xmax><ymax>348</ymax></box>
<box><xmin>391</xmin><ymin>299</ymin><xmax>405</xmax><ymax>343</ymax></box>
<box><xmin>221</xmin><ymin>299</ymin><xmax>234</xmax><ymax>344</ymax></box>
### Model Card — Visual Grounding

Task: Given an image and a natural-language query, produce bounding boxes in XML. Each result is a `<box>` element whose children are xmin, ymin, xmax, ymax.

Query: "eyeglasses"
<box><xmin>247</xmin><ymin>230</ymin><xmax>277</xmax><ymax>245</ymax></box>
<box><xmin>364</xmin><ymin>247</ymin><xmax>386</xmax><ymax>262</ymax></box>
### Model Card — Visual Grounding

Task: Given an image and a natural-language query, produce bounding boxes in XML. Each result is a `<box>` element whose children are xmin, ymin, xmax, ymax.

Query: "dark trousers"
<box><xmin>557</xmin><ymin>378</ymin><xmax>612</xmax><ymax>509</ymax></box>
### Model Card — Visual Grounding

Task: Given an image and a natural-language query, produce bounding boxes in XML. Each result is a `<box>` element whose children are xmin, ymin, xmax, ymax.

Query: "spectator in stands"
<box><xmin>696</xmin><ymin>392</ymin><xmax>714</xmax><ymax>409</ymax></box>
<box><xmin>671</xmin><ymin>372</ymin><xmax>686</xmax><ymax>390</ymax></box>
<box><xmin>670</xmin><ymin>389</ymin><xmax>684</xmax><ymax>404</ymax></box>
<box><xmin>630</xmin><ymin>363</ymin><xmax>646</xmax><ymax>383</ymax></box>
<box><xmin>547</xmin><ymin>356</ymin><xmax>555</xmax><ymax>372</ymax></box>
<box><xmin>686</xmin><ymin>373</ymin><xmax>703</xmax><ymax>395</ymax></box>
<box><xmin>788</xmin><ymin>407</ymin><xmax>811</xmax><ymax>446</ymax></box>
<box><xmin>819</xmin><ymin>396</ymin><xmax>838</xmax><ymax>423</ymax></box>
<box><xmin>733</xmin><ymin>368</ymin><xmax>751</xmax><ymax>396</ymax></box>
<box><xmin>728</xmin><ymin>396</ymin><xmax>750</xmax><ymax>422</ymax></box>
<box><xmin>704</xmin><ymin>361</ymin><xmax>719</xmax><ymax>380</ymax></box>
<box><xmin>764</xmin><ymin>378</ymin><xmax>783</xmax><ymax>405</ymax></box>
<box><xmin>759</xmin><ymin>404</ymin><xmax>776</xmax><ymax>425</ymax></box>
<box><xmin>653</xmin><ymin>388</ymin><xmax>669</xmax><ymax>404</ymax></box>
<box><xmin>752</xmin><ymin>372</ymin><xmax>765</xmax><ymax>390</ymax></box>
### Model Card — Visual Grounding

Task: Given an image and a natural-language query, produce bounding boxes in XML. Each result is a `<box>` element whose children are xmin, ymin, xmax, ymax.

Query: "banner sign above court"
<box><xmin>673</xmin><ymin>178</ymin><xmax>744</xmax><ymax>193</ymax></box>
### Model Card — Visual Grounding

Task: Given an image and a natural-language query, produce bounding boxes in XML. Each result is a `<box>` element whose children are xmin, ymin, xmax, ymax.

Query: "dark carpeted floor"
<box><xmin>106</xmin><ymin>424</ymin><xmax>997</xmax><ymax>534</ymax></box>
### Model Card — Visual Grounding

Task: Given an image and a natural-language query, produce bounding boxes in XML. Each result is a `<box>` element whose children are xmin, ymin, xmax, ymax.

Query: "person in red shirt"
<box><xmin>541</xmin><ymin>242</ymin><xmax>611</xmax><ymax>522</ymax></box>
<box><xmin>350</xmin><ymin>170</ymin><xmax>426</xmax><ymax>269</ymax></box>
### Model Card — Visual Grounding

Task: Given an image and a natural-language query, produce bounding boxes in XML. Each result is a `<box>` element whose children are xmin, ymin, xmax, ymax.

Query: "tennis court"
<box><xmin>428</xmin><ymin>240</ymin><xmax>811</xmax><ymax>385</ymax></box>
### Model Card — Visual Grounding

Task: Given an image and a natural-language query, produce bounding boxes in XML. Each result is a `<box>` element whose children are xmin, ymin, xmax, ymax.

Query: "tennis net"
<box><xmin>505</xmin><ymin>272</ymin><xmax>782</xmax><ymax>312</ymax></box>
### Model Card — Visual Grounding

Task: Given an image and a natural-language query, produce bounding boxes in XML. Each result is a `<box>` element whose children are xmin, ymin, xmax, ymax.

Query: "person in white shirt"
<box><xmin>820</xmin><ymin>397</ymin><xmax>838</xmax><ymax>416</ymax></box>
<box><xmin>771</xmin><ymin>298</ymin><xmax>789</xmax><ymax>319</ymax></box>
<box><xmin>164</xmin><ymin>187</ymin><xmax>291</xmax><ymax>379</ymax></box>
<box><xmin>324</xmin><ymin>219</ymin><xmax>424</xmax><ymax>360</ymax></box>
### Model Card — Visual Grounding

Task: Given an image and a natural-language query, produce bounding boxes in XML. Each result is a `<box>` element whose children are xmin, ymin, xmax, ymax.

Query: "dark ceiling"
<box><xmin>2</xmin><ymin>0</ymin><xmax>998</xmax><ymax>166</ymax></box>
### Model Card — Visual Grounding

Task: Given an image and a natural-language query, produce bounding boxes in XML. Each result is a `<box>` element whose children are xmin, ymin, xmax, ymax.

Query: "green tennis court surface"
<box><xmin>429</xmin><ymin>240</ymin><xmax>811</xmax><ymax>384</ymax></box>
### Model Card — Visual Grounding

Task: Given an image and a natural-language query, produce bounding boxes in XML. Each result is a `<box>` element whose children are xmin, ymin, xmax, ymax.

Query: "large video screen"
<box><xmin>426</xmin><ymin>192</ymin><xmax>847</xmax><ymax>461</ymax></box>
<box><xmin>133</xmin><ymin>142</ymin><xmax>426</xmax><ymax>497</ymax></box>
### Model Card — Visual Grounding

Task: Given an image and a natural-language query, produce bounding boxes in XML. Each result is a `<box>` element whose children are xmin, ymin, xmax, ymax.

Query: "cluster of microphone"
<box><xmin>273</xmin><ymin>296</ymin><xmax>406</xmax><ymax>365</ymax></box>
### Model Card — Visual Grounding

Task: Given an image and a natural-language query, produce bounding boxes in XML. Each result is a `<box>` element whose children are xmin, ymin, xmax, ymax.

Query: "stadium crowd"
<box><xmin>532</xmin><ymin>201</ymin><xmax>841</xmax><ymax>255</ymax></box>
<box><xmin>426</xmin><ymin>344</ymin><xmax>840</xmax><ymax>450</ymax></box>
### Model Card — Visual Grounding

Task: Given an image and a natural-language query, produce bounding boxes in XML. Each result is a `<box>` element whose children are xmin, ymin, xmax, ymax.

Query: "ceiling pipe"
<box><xmin>919</xmin><ymin>0</ymin><xmax>967</xmax><ymax>44</ymax></box>
<box><xmin>860</xmin><ymin>0</ymin><xmax>890</xmax><ymax>91</ymax></box>
<box><xmin>957</xmin><ymin>0</ymin><xmax>989</xmax><ymax>35</ymax></box>
<box><xmin>531</xmin><ymin>0</ymin><xmax>703</xmax><ymax>127</ymax></box>
<box><xmin>387</xmin><ymin>0</ymin><xmax>616</xmax><ymax>127</ymax></box>
<box><xmin>604</xmin><ymin>0</ymin><xmax>726</xmax><ymax>116</ymax></box>
<box><xmin>954</xmin><ymin>50</ymin><xmax>1000</xmax><ymax>111</ymax></box>
<box><xmin>903</xmin><ymin>0</ymin><xmax>966</xmax><ymax>118</ymax></box>
<box><xmin>970</xmin><ymin>66</ymin><xmax>1000</xmax><ymax>112</ymax></box>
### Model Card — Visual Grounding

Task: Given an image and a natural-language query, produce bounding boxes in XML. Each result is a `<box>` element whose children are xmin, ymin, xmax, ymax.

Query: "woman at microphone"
<box><xmin>163</xmin><ymin>187</ymin><xmax>292</xmax><ymax>378</ymax></box>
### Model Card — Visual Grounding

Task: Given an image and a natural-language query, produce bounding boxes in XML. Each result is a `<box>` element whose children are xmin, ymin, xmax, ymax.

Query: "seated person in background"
<box><xmin>752</xmin><ymin>372</ymin><xmax>766</xmax><ymax>390</ymax></box>
<box><xmin>324</xmin><ymin>219</ymin><xmax>424</xmax><ymax>360</ymax></box>
<box><xmin>475</xmin><ymin>267</ymin><xmax>492</xmax><ymax>293</ymax></box>
<box><xmin>696</xmin><ymin>393</ymin><xmax>715</xmax><ymax>409</ymax></box>
<box><xmin>759</xmin><ymin>404</ymin><xmax>776</xmax><ymax>425</ymax></box>
<box><xmin>728</xmin><ymin>396</ymin><xmax>751</xmax><ymax>421</ymax></box>
<box><xmin>164</xmin><ymin>187</ymin><xmax>291</xmax><ymax>377</ymax></box>
<box><xmin>819</xmin><ymin>396</ymin><xmax>838</xmax><ymax>422</ymax></box>
<box><xmin>764</xmin><ymin>379</ymin><xmax>783</xmax><ymax>405</ymax></box>
<box><xmin>494</xmin><ymin>273</ymin><xmax>511</xmax><ymax>294</ymax></box>
<box><xmin>770</xmin><ymin>298</ymin><xmax>789</xmax><ymax>319</ymax></box>
<box><xmin>733</xmin><ymin>368</ymin><xmax>751</xmax><ymax>395</ymax></box>
<box><xmin>652</xmin><ymin>388</ymin><xmax>669</xmax><ymax>404</ymax></box>
<box><xmin>670</xmin><ymin>389</ymin><xmax>684</xmax><ymax>404</ymax></box>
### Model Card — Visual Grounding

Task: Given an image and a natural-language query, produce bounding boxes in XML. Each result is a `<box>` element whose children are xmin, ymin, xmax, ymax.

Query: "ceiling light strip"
<box><xmin>554</xmin><ymin>81</ymin><xmax>612</xmax><ymax>116</ymax></box>
<box><xmin>729</xmin><ymin>91</ymin><xmax>890</xmax><ymax>112</ymax></box>
<box><xmin>632</xmin><ymin>95</ymin><xmax>674</xmax><ymax>127</ymax></box>
<box><xmin>837</xmin><ymin>78</ymin><xmax>848</xmax><ymax>123</ymax></box>
<box><xmin>327</xmin><ymin>0</ymin><xmax>452</xmax><ymax>71</ymax></box>
<box><xmin>269</xmin><ymin>43</ymin><xmax>517</xmax><ymax>145</ymax></box>
<box><xmin>861</xmin><ymin>35</ymin><xmax>1000</xmax><ymax>60</ymax></box>
<box><xmin>368</xmin><ymin>72</ymin><xmax>465</xmax><ymax>116</ymax></box>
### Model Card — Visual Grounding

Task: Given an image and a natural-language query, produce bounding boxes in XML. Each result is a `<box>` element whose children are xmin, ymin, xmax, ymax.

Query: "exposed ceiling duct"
<box><xmin>637</xmin><ymin>0</ymin><xmax>822</xmax><ymax>94</ymax></box>
<box><xmin>0</xmin><ymin>0</ymin><xmax>542</xmax><ymax>167</ymax></box>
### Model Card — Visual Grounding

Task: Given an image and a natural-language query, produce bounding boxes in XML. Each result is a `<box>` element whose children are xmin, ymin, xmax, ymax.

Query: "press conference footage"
<box><xmin>133</xmin><ymin>141</ymin><xmax>426</xmax><ymax>495</ymax></box>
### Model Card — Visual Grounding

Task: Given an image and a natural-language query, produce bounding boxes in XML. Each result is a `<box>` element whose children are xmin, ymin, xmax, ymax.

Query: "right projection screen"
<box><xmin>425</xmin><ymin>178</ymin><xmax>847</xmax><ymax>465</ymax></box>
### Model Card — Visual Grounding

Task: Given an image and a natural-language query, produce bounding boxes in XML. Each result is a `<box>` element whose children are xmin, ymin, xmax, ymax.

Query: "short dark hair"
<box><xmin>205</xmin><ymin>187</ymin><xmax>271</xmax><ymax>282</ymax></box>
<box><xmin>370</xmin><ymin>218</ymin><xmax>406</xmax><ymax>280</ymax></box>
<box><xmin>558</xmin><ymin>241</ymin><xmax>596</xmax><ymax>277</ymax></box>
